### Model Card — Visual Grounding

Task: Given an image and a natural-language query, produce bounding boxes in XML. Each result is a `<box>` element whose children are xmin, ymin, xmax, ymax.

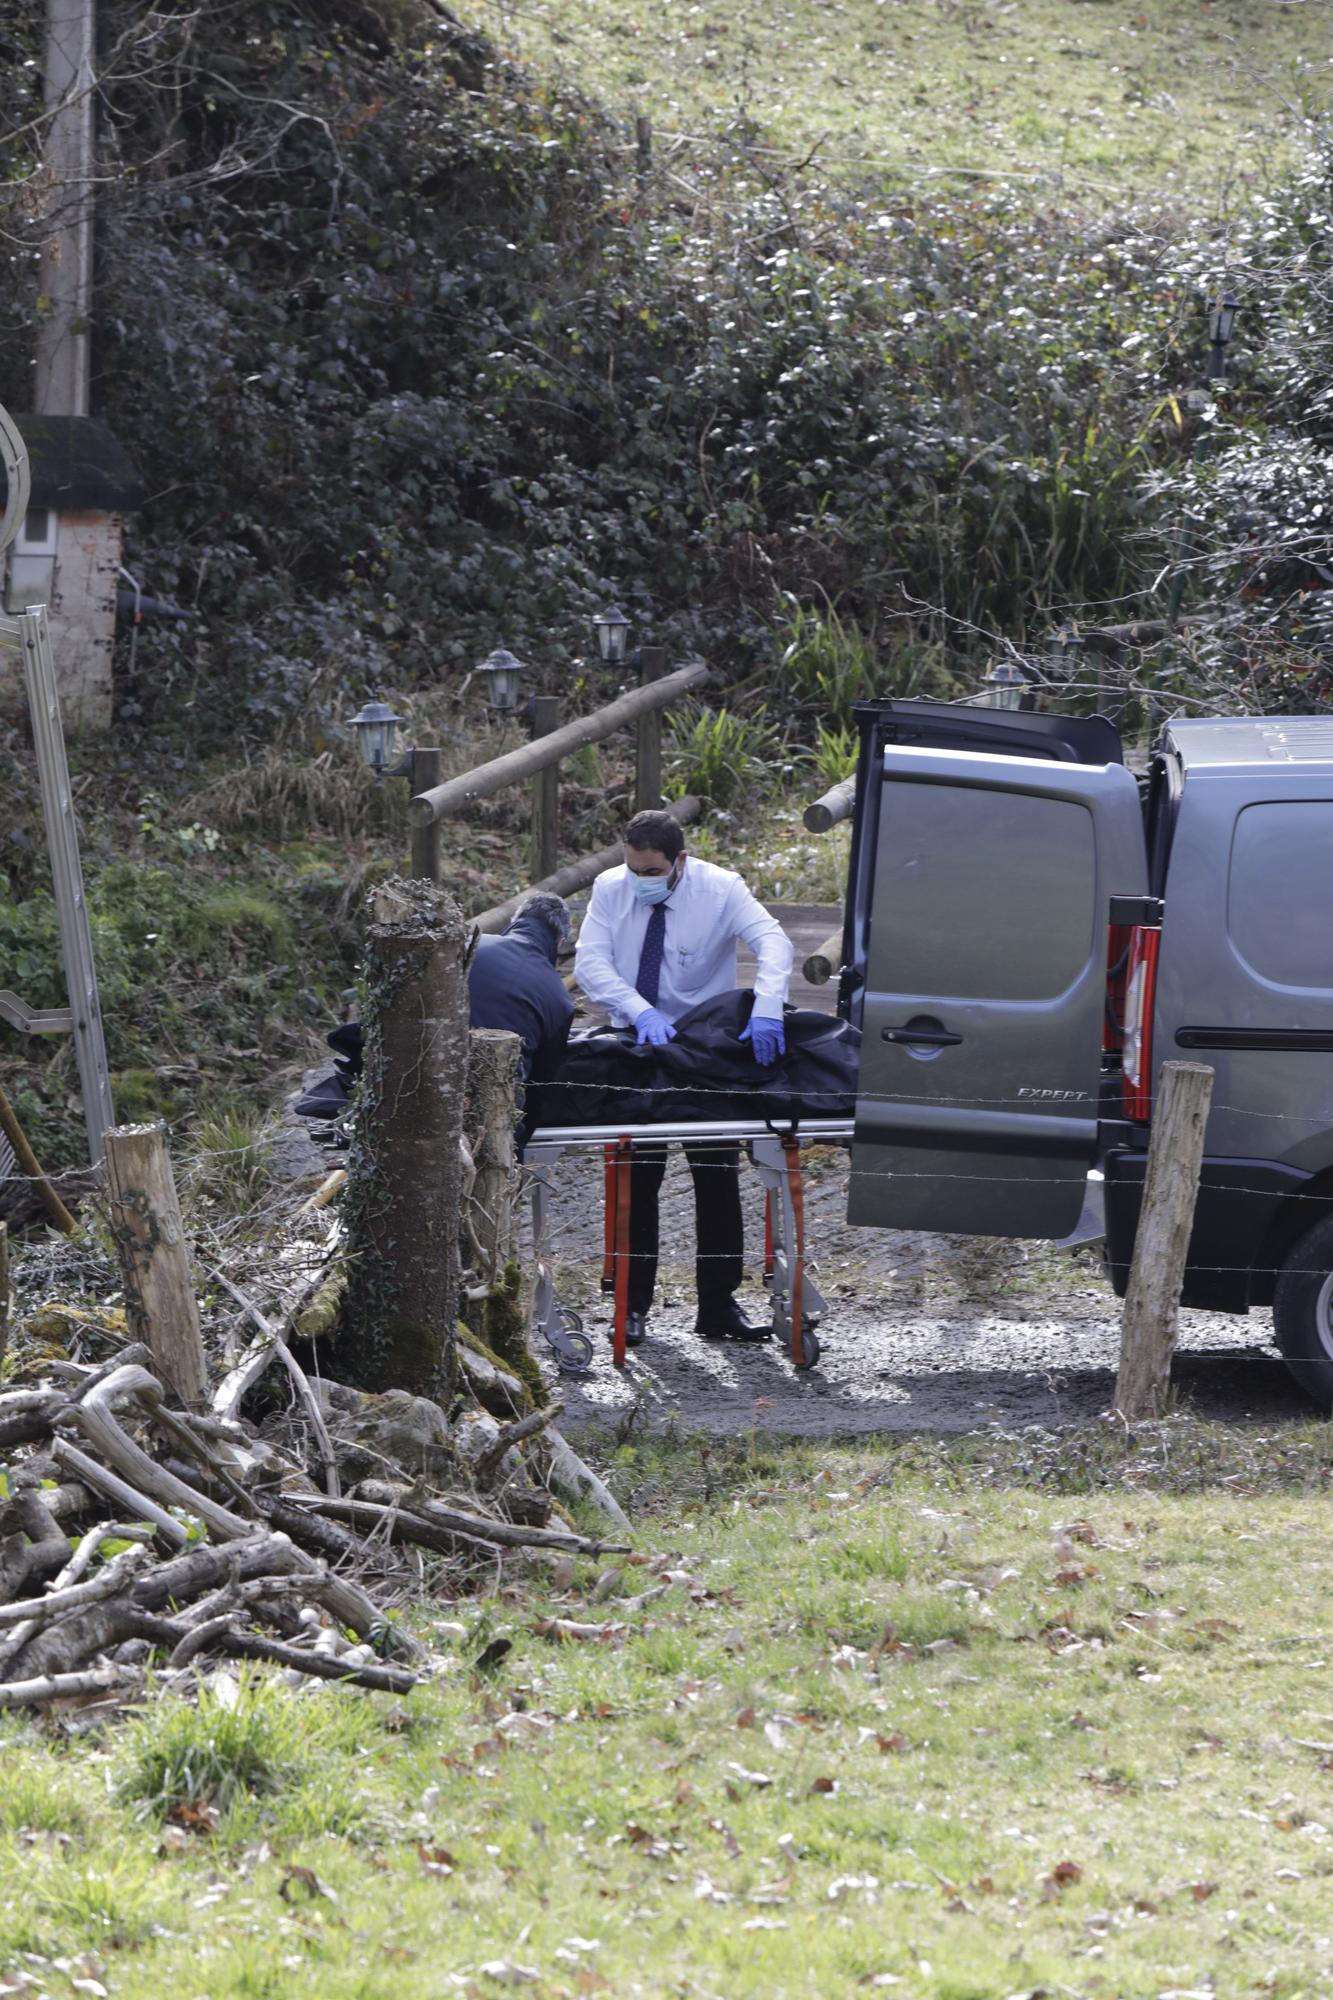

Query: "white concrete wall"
<box><xmin>1</xmin><ymin>508</ymin><xmax>119</xmax><ymax>732</ymax></box>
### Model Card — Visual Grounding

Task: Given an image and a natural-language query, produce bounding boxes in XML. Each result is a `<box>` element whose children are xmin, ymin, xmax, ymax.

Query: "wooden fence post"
<box><xmin>529</xmin><ymin>695</ymin><xmax>561</xmax><ymax>883</ymax></box>
<box><xmin>104</xmin><ymin>1124</ymin><xmax>208</xmax><ymax>1408</ymax></box>
<box><xmin>1114</xmin><ymin>1060</ymin><xmax>1215</xmax><ymax>1423</ymax></box>
<box><xmin>464</xmin><ymin>1028</ymin><xmax>523</xmax><ymax>1289</ymax></box>
<box><xmin>342</xmin><ymin>877</ymin><xmax>470</xmax><ymax>1401</ymax></box>
<box><xmin>409</xmin><ymin>746</ymin><xmax>442</xmax><ymax>883</ymax></box>
<box><xmin>636</xmin><ymin>647</ymin><xmax>667</xmax><ymax>811</ymax></box>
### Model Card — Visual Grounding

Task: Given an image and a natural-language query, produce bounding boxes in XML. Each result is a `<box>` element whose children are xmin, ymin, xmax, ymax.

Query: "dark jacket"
<box><xmin>468</xmin><ymin>915</ymin><xmax>575</xmax><ymax>1082</ymax></box>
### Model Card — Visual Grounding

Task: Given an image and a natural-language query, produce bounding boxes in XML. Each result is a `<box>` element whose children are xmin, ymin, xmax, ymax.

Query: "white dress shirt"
<box><xmin>574</xmin><ymin>855</ymin><xmax>793</xmax><ymax>1028</ymax></box>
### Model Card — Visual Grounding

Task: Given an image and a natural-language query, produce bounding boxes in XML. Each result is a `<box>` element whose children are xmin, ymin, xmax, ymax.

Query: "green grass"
<box><xmin>470</xmin><ymin>0</ymin><xmax>1332</xmax><ymax>200</ymax></box>
<box><xmin>9</xmin><ymin>1429</ymin><xmax>1333</xmax><ymax>1995</ymax></box>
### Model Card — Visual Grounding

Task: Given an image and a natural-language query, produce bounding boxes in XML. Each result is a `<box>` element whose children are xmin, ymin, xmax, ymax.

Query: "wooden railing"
<box><xmin>408</xmin><ymin>655</ymin><xmax>709</xmax><ymax>914</ymax></box>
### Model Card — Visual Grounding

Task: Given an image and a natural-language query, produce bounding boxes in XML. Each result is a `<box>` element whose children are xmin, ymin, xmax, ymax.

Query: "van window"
<box><xmin>871</xmin><ymin>783</ymin><xmax>1096</xmax><ymax>1001</ymax></box>
<box><xmin>1228</xmin><ymin>802</ymin><xmax>1333</xmax><ymax>989</ymax></box>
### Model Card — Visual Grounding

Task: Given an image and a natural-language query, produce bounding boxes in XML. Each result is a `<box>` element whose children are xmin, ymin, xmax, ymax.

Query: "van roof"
<box><xmin>1168</xmin><ymin>716</ymin><xmax>1333</xmax><ymax>772</ymax></box>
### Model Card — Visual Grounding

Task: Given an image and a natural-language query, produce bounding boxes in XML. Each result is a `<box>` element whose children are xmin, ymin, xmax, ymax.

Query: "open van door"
<box><xmin>848</xmin><ymin>744</ymin><xmax>1146</xmax><ymax>1238</ymax></box>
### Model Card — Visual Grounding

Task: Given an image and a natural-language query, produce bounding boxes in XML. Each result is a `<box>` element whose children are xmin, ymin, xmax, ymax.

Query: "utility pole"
<box><xmin>35</xmin><ymin>0</ymin><xmax>96</xmax><ymax>417</ymax></box>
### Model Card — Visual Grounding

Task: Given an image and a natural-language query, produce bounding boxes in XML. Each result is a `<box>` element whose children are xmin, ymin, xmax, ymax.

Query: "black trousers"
<box><xmin>627</xmin><ymin>1142</ymin><xmax>744</xmax><ymax>1314</ymax></box>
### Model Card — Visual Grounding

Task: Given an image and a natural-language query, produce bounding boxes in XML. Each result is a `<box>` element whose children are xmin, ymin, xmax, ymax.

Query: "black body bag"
<box><xmin>525</xmin><ymin>989</ymin><xmax>861</xmax><ymax>1131</ymax></box>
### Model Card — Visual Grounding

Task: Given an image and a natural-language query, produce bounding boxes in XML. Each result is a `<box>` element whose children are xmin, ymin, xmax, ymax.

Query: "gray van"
<box><xmin>840</xmin><ymin>701</ymin><xmax>1333</xmax><ymax>1401</ymax></box>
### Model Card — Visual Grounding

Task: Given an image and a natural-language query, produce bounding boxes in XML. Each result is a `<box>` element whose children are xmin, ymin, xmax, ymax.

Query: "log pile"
<box><xmin>0</xmin><ymin>1341</ymin><xmax>626</xmax><ymax>1713</ymax></box>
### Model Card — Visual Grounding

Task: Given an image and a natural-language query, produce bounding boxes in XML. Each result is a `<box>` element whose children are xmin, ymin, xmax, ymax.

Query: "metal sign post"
<box><xmin>0</xmin><ymin>402</ymin><xmax>115</xmax><ymax>1168</ymax></box>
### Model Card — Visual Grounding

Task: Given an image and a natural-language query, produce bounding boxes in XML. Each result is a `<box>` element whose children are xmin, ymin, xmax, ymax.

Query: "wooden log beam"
<box><xmin>803</xmin><ymin>776</ymin><xmax>856</xmax><ymax>834</ymax></box>
<box><xmin>104</xmin><ymin>1125</ymin><xmax>207</xmax><ymax>1407</ymax></box>
<box><xmin>802</xmin><ymin>924</ymin><xmax>844</xmax><ymax>987</ymax></box>
<box><xmin>0</xmin><ymin>1081</ymin><xmax>77</xmax><ymax>1234</ymax></box>
<box><xmin>410</xmin><ymin>662</ymin><xmax>709</xmax><ymax>825</ymax></box>
<box><xmin>1114</xmin><ymin>1061</ymin><xmax>1215</xmax><ymax>1423</ymax></box>
<box><xmin>471</xmin><ymin>797</ymin><xmax>701</xmax><ymax>934</ymax></box>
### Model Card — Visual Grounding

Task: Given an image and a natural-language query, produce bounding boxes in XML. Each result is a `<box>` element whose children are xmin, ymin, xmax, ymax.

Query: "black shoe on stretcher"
<box><xmin>695</xmin><ymin>1300</ymin><xmax>770</xmax><ymax>1344</ymax></box>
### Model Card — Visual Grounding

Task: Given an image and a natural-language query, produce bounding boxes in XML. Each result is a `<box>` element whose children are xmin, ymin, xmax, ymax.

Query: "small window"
<box><xmin>1229</xmin><ymin>802</ymin><xmax>1333</xmax><ymax>990</ymax></box>
<box><xmin>870</xmin><ymin>782</ymin><xmax>1097</xmax><ymax>1002</ymax></box>
<box><xmin>16</xmin><ymin>508</ymin><xmax>56</xmax><ymax>554</ymax></box>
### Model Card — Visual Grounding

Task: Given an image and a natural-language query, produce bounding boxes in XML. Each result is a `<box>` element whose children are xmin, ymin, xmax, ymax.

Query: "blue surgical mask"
<box><xmin>631</xmin><ymin>873</ymin><xmax>672</xmax><ymax>905</ymax></box>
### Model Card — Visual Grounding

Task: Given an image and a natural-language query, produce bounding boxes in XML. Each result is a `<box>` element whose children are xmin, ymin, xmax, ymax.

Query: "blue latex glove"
<box><xmin>635</xmin><ymin>1007</ymin><xmax>677</xmax><ymax>1047</ymax></box>
<box><xmin>740</xmin><ymin>1016</ymin><xmax>785</xmax><ymax>1066</ymax></box>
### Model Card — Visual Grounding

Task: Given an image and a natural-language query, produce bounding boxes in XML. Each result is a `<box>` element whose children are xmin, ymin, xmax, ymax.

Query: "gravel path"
<box><xmin>529</xmin><ymin>1143</ymin><xmax>1304</xmax><ymax>1436</ymax></box>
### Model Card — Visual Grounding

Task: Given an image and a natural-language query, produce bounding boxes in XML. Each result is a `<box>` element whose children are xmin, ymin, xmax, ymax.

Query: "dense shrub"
<box><xmin>0</xmin><ymin>0</ymin><xmax>1215</xmax><ymax>750</ymax></box>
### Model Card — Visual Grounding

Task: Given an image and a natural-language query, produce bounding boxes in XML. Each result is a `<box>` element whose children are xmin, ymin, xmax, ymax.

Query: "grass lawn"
<box><xmin>471</xmin><ymin>0</ymin><xmax>1332</xmax><ymax>201</ymax></box>
<box><xmin>7</xmin><ymin>1425</ymin><xmax>1333</xmax><ymax>1997</ymax></box>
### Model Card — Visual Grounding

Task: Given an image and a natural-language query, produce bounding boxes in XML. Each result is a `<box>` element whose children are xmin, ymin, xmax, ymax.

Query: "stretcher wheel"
<box><xmin>795</xmin><ymin>1325</ymin><xmax>821</xmax><ymax>1372</ymax></box>
<box><xmin>555</xmin><ymin>1326</ymin><xmax>594</xmax><ymax>1375</ymax></box>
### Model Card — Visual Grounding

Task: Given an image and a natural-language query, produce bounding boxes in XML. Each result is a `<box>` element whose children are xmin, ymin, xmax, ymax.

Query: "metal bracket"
<box><xmin>0</xmin><ymin>990</ymin><xmax>75</xmax><ymax>1035</ymax></box>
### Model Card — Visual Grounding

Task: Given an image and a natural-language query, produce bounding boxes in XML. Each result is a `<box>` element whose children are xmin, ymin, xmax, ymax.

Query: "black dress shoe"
<box><xmin>608</xmin><ymin>1311</ymin><xmax>648</xmax><ymax>1348</ymax></box>
<box><xmin>695</xmin><ymin>1300</ymin><xmax>770</xmax><ymax>1344</ymax></box>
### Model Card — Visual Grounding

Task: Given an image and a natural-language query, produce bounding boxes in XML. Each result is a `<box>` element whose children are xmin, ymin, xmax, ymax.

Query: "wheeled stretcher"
<box><xmin>521</xmin><ymin>1118</ymin><xmax>854</xmax><ymax>1375</ymax></box>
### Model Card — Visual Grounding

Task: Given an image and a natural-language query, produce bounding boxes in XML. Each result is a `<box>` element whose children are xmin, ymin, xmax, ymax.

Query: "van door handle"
<box><xmin>881</xmin><ymin>1023</ymin><xmax>963</xmax><ymax>1047</ymax></box>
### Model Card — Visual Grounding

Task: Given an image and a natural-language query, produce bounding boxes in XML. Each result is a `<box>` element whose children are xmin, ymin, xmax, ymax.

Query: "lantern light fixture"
<box><xmin>980</xmin><ymin>659</ymin><xmax>1026</xmax><ymax>710</ymax></box>
<box><xmin>350</xmin><ymin>696</ymin><xmax>405</xmax><ymax>777</ymax></box>
<box><xmin>593</xmin><ymin>605</ymin><xmax>631</xmax><ymax>667</ymax></box>
<box><xmin>477</xmin><ymin>646</ymin><xmax>525</xmax><ymax>713</ymax></box>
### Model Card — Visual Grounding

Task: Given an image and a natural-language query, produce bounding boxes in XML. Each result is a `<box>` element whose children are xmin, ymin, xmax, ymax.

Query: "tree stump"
<box><xmin>460</xmin><ymin>1027</ymin><xmax>541</xmax><ymax>1400</ymax></box>
<box><xmin>341</xmin><ymin>877</ymin><xmax>470</xmax><ymax>1400</ymax></box>
<box><xmin>104</xmin><ymin>1125</ymin><xmax>208</xmax><ymax>1408</ymax></box>
<box><xmin>1114</xmin><ymin>1061</ymin><xmax>1215</xmax><ymax>1423</ymax></box>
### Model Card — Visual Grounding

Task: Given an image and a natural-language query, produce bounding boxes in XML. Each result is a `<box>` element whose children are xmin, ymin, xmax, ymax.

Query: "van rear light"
<box><xmin>1109</xmin><ymin>895</ymin><xmax>1163</xmax><ymax>1120</ymax></box>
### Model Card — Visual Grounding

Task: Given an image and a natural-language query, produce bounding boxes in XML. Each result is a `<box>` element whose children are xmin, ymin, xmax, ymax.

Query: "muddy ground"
<box><xmin>528</xmin><ymin>1143</ymin><xmax>1307</xmax><ymax>1437</ymax></box>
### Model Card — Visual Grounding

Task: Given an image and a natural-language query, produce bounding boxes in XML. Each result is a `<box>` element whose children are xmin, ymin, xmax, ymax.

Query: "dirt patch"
<box><xmin>528</xmin><ymin>1144</ymin><xmax>1303</xmax><ymax>1437</ymax></box>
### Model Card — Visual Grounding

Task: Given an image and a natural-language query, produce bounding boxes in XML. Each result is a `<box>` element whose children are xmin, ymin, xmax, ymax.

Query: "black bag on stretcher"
<box><xmin>524</xmin><ymin>989</ymin><xmax>861</xmax><ymax>1131</ymax></box>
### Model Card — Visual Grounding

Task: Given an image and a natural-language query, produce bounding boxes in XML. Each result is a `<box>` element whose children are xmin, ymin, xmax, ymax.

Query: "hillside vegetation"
<box><xmin>1</xmin><ymin>0</ymin><xmax>1331</xmax><ymax>1173</ymax></box>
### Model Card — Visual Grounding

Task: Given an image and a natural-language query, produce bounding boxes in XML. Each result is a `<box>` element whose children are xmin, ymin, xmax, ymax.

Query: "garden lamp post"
<box><xmin>350</xmin><ymin>697</ymin><xmax>404</xmax><ymax>778</ymax></box>
<box><xmin>980</xmin><ymin>659</ymin><xmax>1026</xmax><ymax>710</ymax></box>
<box><xmin>349</xmin><ymin>696</ymin><xmax>442</xmax><ymax>883</ymax></box>
<box><xmin>477</xmin><ymin>646</ymin><xmax>525</xmax><ymax>715</ymax></box>
<box><xmin>593</xmin><ymin>605</ymin><xmax>631</xmax><ymax>667</ymax></box>
<box><xmin>1206</xmin><ymin>289</ymin><xmax>1239</xmax><ymax>386</ymax></box>
<box><xmin>1166</xmin><ymin>288</ymin><xmax>1241</xmax><ymax>626</ymax></box>
<box><xmin>595</xmin><ymin>603</ymin><xmax>669</xmax><ymax>806</ymax></box>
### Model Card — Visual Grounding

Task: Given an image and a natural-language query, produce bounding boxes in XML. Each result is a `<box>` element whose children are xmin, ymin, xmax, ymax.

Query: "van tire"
<box><xmin>1273</xmin><ymin>1215</ymin><xmax>1333</xmax><ymax>1406</ymax></box>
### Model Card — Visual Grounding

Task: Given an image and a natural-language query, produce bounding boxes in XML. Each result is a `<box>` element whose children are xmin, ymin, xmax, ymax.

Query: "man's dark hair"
<box><xmin>623</xmin><ymin>809</ymin><xmax>685</xmax><ymax>861</ymax></box>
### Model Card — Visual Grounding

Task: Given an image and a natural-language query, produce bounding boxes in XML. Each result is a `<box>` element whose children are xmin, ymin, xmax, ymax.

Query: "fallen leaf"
<box><xmin>735</xmin><ymin>1705</ymin><xmax>757</xmax><ymax>1729</ymax></box>
<box><xmin>417</xmin><ymin>1844</ymin><xmax>456</xmax><ymax>1876</ymax></box>
<box><xmin>1190</xmin><ymin>1881</ymin><xmax>1218</xmax><ymax>1900</ymax></box>
<box><xmin>809</xmin><ymin>1776</ymin><xmax>838</xmax><ymax>1795</ymax></box>
<box><xmin>279</xmin><ymin>1865</ymin><xmax>338</xmax><ymax>1904</ymax></box>
<box><xmin>167</xmin><ymin>1801</ymin><xmax>216</xmax><ymax>1836</ymax></box>
<box><xmin>551</xmin><ymin>1555</ymin><xmax>577</xmax><ymax>1591</ymax></box>
<box><xmin>473</xmin><ymin>1637</ymin><xmax>513</xmax><ymax>1675</ymax></box>
<box><xmin>876</xmin><ymin>1731</ymin><xmax>910</xmax><ymax>1754</ymax></box>
<box><xmin>1041</xmin><ymin>1860</ymin><xmax>1082</xmax><ymax>1899</ymax></box>
<box><xmin>478</xmin><ymin>1963</ymin><xmax>539</xmax><ymax>1986</ymax></box>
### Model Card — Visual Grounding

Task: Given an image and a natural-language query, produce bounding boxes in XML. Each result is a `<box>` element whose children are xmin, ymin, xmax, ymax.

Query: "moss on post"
<box><xmin>340</xmin><ymin>877</ymin><xmax>470</xmax><ymax>1402</ymax></box>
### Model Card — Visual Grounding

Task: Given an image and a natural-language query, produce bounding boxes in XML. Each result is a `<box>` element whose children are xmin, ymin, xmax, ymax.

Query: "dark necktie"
<box><xmin>636</xmin><ymin>903</ymin><xmax>667</xmax><ymax>1009</ymax></box>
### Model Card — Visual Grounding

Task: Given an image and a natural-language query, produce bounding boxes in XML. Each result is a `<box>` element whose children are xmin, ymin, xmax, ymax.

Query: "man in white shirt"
<box><xmin>574</xmin><ymin>809</ymin><xmax>793</xmax><ymax>1347</ymax></box>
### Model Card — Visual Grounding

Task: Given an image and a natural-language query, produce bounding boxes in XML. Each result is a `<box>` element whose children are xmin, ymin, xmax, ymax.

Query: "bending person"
<box><xmin>574</xmin><ymin>809</ymin><xmax>793</xmax><ymax>1347</ymax></box>
<box><xmin>469</xmin><ymin>892</ymin><xmax>575</xmax><ymax>1084</ymax></box>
